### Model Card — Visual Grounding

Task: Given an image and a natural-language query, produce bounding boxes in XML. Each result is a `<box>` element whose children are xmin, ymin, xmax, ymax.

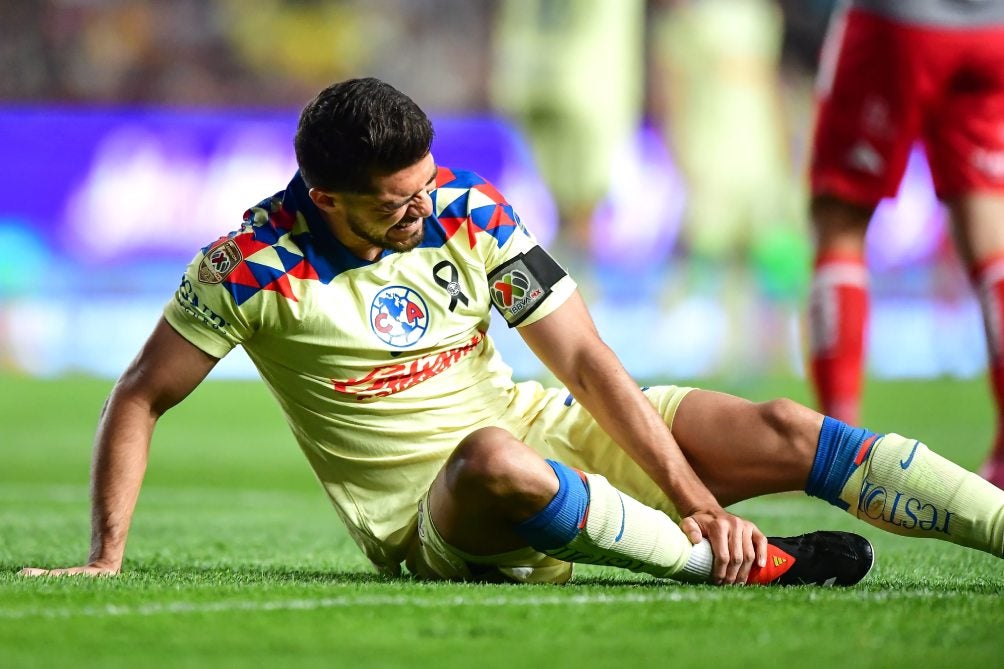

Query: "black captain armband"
<box><xmin>487</xmin><ymin>245</ymin><xmax>567</xmax><ymax>327</ymax></box>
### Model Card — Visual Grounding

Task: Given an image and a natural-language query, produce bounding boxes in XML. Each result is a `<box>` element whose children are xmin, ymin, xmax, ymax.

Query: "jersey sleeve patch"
<box><xmin>164</xmin><ymin>274</ymin><xmax>247</xmax><ymax>359</ymax></box>
<box><xmin>198</xmin><ymin>239</ymin><xmax>243</xmax><ymax>284</ymax></box>
<box><xmin>487</xmin><ymin>245</ymin><xmax>567</xmax><ymax>327</ymax></box>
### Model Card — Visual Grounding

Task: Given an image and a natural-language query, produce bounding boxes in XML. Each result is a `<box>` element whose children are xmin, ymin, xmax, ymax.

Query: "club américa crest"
<box><xmin>370</xmin><ymin>285</ymin><xmax>429</xmax><ymax>347</ymax></box>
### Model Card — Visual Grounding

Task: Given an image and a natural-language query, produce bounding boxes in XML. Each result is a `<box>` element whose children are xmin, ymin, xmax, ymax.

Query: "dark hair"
<box><xmin>294</xmin><ymin>77</ymin><xmax>434</xmax><ymax>193</ymax></box>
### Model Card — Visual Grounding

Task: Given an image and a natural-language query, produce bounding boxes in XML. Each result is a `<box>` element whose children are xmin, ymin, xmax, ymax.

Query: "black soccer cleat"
<box><xmin>755</xmin><ymin>531</ymin><xmax>875</xmax><ymax>586</ymax></box>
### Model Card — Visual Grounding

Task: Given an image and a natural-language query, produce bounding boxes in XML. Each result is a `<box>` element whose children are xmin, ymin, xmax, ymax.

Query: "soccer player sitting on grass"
<box><xmin>21</xmin><ymin>78</ymin><xmax>1004</xmax><ymax>586</ymax></box>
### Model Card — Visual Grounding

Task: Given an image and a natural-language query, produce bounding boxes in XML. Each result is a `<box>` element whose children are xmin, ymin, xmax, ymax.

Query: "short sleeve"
<box><xmin>463</xmin><ymin>178</ymin><xmax>575</xmax><ymax>329</ymax></box>
<box><xmin>163</xmin><ymin>241</ymin><xmax>257</xmax><ymax>358</ymax></box>
<box><xmin>485</xmin><ymin>228</ymin><xmax>577</xmax><ymax>328</ymax></box>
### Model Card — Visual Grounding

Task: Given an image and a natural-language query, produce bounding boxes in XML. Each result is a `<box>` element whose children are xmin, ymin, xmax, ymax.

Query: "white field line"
<box><xmin>0</xmin><ymin>588</ymin><xmax>992</xmax><ymax>620</ymax></box>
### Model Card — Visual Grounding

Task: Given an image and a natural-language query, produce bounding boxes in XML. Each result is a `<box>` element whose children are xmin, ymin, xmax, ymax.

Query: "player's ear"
<box><xmin>308</xmin><ymin>188</ymin><xmax>341</xmax><ymax>213</ymax></box>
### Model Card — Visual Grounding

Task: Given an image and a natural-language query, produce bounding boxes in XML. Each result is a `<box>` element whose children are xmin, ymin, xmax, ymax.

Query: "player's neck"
<box><xmin>324</xmin><ymin>211</ymin><xmax>384</xmax><ymax>262</ymax></box>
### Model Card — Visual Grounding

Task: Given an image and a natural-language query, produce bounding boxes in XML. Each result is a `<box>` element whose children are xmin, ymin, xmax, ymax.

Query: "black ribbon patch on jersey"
<box><xmin>487</xmin><ymin>245</ymin><xmax>567</xmax><ymax>327</ymax></box>
<box><xmin>432</xmin><ymin>260</ymin><xmax>470</xmax><ymax>312</ymax></box>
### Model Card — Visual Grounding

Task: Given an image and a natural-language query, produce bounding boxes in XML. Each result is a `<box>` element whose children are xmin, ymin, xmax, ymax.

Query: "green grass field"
<box><xmin>2</xmin><ymin>374</ymin><xmax>1002</xmax><ymax>668</ymax></box>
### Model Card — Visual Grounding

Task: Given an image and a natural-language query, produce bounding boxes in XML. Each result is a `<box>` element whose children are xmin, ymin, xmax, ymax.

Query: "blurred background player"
<box><xmin>807</xmin><ymin>0</ymin><xmax>1004</xmax><ymax>486</ymax></box>
<box><xmin>490</xmin><ymin>0</ymin><xmax>645</xmax><ymax>258</ymax></box>
<box><xmin>650</xmin><ymin>0</ymin><xmax>810</xmax><ymax>375</ymax></box>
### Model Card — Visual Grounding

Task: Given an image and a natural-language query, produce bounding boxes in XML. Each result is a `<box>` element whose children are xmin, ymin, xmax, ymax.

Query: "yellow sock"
<box><xmin>544</xmin><ymin>472</ymin><xmax>712</xmax><ymax>582</ymax></box>
<box><xmin>838</xmin><ymin>433</ymin><xmax>1004</xmax><ymax>556</ymax></box>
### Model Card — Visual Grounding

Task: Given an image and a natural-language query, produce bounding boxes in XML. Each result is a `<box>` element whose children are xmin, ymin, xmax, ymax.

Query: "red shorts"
<box><xmin>810</xmin><ymin>8</ymin><xmax>1004</xmax><ymax>205</ymax></box>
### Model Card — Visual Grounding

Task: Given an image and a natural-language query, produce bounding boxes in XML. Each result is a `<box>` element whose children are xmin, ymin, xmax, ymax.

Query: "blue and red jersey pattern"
<box><xmin>163</xmin><ymin>166</ymin><xmax>576</xmax><ymax>574</ymax></box>
<box><xmin>197</xmin><ymin>167</ymin><xmax>526</xmax><ymax>308</ymax></box>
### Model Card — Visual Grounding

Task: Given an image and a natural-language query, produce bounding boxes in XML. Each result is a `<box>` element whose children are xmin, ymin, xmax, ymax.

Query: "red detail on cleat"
<box><xmin>747</xmin><ymin>545</ymin><xmax>796</xmax><ymax>585</ymax></box>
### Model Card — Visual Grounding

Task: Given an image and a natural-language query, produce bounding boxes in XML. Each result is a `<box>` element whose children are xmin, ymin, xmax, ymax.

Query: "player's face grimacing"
<box><xmin>324</xmin><ymin>153</ymin><xmax>438</xmax><ymax>260</ymax></box>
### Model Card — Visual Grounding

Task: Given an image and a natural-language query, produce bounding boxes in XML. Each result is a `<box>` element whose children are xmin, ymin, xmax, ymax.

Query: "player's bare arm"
<box><xmin>20</xmin><ymin>318</ymin><xmax>218</xmax><ymax>576</ymax></box>
<box><xmin>518</xmin><ymin>290</ymin><xmax>768</xmax><ymax>584</ymax></box>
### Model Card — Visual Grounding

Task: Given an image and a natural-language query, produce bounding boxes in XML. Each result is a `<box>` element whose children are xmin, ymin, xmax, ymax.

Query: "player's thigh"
<box><xmin>669</xmin><ymin>389</ymin><xmax>822</xmax><ymax>506</ymax></box>
<box><xmin>524</xmin><ymin>385</ymin><xmax>820</xmax><ymax>508</ymax></box>
<box><xmin>811</xmin><ymin>8</ymin><xmax>922</xmax><ymax>205</ymax></box>
<box><xmin>522</xmin><ymin>385</ymin><xmax>691</xmax><ymax>518</ymax></box>
<box><xmin>947</xmin><ymin>194</ymin><xmax>1004</xmax><ymax>268</ymax></box>
<box><xmin>925</xmin><ymin>28</ymin><xmax>1004</xmax><ymax>205</ymax></box>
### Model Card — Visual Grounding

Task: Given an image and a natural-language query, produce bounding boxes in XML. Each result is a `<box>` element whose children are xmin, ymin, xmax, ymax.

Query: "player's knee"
<box><xmin>810</xmin><ymin>195</ymin><xmax>872</xmax><ymax>243</ymax></box>
<box><xmin>445</xmin><ymin>427</ymin><xmax>529</xmax><ymax>500</ymax></box>
<box><xmin>757</xmin><ymin>398</ymin><xmax>820</xmax><ymax>466</ymax></box>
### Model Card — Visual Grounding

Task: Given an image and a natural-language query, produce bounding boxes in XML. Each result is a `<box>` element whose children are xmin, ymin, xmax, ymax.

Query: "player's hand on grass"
<box><xmin>19</xmin><ymin>562</ymin><xmax>119</xmax><ymax>577</ymax></box>
<box><xmin>680</xmin><ymin>509</ymin><xmax>768</xmax><ymax>586</ymax></box>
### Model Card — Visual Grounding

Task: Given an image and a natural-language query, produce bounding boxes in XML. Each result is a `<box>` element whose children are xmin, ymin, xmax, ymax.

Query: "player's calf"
<box><xmin>514</xmin><ymin>459</ymin><xmax>873</xmax><ymax>586</ymax></box>
<box><xmin>806</xmin><ymin>417</ymin><xmax>1004</xmax><ymax>558</ymax></box>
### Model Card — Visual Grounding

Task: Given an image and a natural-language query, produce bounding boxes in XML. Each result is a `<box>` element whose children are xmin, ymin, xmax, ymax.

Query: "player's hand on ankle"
<box><xmin>681</xmin><ymin>510</ymin><xmax>768</xmax><ymax>585</ymax></box>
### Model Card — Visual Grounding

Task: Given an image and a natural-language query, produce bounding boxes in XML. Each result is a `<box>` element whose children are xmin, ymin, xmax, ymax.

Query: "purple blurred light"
<box><xmin>866</xmin><ymin>145</ymin><xmax>948</xmax><ymax>271</ymax></box>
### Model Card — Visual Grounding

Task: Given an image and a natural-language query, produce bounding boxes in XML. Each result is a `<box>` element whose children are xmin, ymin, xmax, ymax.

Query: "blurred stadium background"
<box><xmin>0</xmin><ymin>0</ymin><xmax>985</xmax><ymax>385</ymax></box>
<box><xmin>5</xmin><ymin>6</ymin><xmax>1002</xmax><ymax>666</ymax></box>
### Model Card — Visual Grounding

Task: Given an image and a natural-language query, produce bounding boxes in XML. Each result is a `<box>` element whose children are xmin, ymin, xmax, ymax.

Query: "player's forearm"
<box><xmin>561</xmin><ymin>345</ymin><xmax>721</xmax><ymax>515</ymax></box>
<box><xmin>86</xmin><ymin>388</ymin><xmax>157</xmax><ymax>569</ymax></box>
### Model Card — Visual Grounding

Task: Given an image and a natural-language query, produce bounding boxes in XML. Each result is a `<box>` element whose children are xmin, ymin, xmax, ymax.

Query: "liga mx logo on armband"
<box><xmin>370</xmin><ymin>286</ymin><xmax>430</xmax><ymax>348</ymax></box>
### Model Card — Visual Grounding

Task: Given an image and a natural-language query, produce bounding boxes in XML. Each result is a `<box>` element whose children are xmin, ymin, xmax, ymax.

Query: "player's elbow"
<box><xmin>562</xmin><ymin>342</ymin><xmax>623</xmax><ymax>401</ymax></box>
<box><xmin>111</xmin><ymin>366</ymin><xmax>174</xmax><ymax>421</ymax></box>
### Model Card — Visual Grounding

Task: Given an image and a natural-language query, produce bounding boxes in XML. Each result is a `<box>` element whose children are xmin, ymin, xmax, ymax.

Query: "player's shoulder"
<box><xmin>188</xmin><ymin>179</ymin><xmax>343</xmax><ymax>307</ymax></box>
<box><xmin>194</xmin><ymin>192</ymin><xmax>300</xmax><ymax>286</ymax></box>
<box><xmin>435</xmin><ymin>166</ymin><xmax>510</xmax><ymax>207</ymax></box>
<box><xmin>431</xmin><ymin>166</ymin><xmax>524</xmax><ymax>250</ymax></box>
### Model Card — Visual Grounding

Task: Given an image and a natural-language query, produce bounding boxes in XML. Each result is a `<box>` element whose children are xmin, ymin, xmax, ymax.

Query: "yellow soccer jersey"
<box><xmin>163</xmin><ymin>167</ymin><xmax>576</xmax><ymax>574</ymax></box>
